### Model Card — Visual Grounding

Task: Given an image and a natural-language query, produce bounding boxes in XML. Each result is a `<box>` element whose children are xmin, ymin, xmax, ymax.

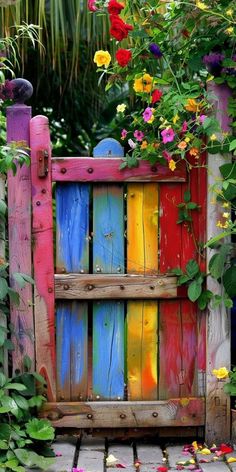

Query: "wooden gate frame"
<box><xmin>6</xmin><ymin>82</ymin><xmax>231</xmax><ymax>443</ymax></box>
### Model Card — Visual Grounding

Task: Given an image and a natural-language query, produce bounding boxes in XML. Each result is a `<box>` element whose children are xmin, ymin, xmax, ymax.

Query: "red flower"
<box><xmin>157</xmin><ymin>467</ymin><xmax>168</xmax><ymax>472</ymax></box>
<box><xmin>116</xmin><ymin>49</ymin><xmax>132</xmax><ymax>67</ymax></box>
<box><xmin>151</xmin><ymin>89</ymin><xmax>163</xmax><ymax>104</ymax></box>
<box><xmin>110</xmin><ymin>15</ymin><xmax>133</xmax><ymax>41</ymax></box>
<box><xmin>220</xmin><ymin>444</ymin><xmax>234</xmax><ymax>454</ymax></box>
<box><xmin>108</xmin><ymin>0</ymin><xmax>124</xmax><ymax>15</ymax></box>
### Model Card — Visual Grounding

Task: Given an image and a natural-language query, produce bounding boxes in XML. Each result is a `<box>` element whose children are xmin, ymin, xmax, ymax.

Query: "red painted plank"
<box><xmin>51</xmin><ymin>158</ymin><xmax>187</xmax><ymax>182</ymax></box>
<box><xmin>7</xmin><ymin>104</ymin><xmax>34</xmax><ymax>373</ymax></box>
<box><xmin>30</xmin><ymin>115</ymin><xmax>56</xmax><ymax>401</ymax></box>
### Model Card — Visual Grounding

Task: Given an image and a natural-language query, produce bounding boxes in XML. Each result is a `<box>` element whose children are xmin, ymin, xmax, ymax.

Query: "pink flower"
<box><xmin>161</xmin><ymin>128</ymin><xmax>175</xmax><ymax>144</ymax></box>
<box><xmin>128</xmin><ymin>138</ymin><xmax>137</xmax><ymax>149</ymax></box>
<box><xmin>199</xmin><ymin>114</ymin><xmax>207</xmax><ymax>124</ymax></box>
<box><xmin>134</xmin><ymin>130</ymin><xmax>144</xmax><ymax>141</ymax></box>
<box><xmin>162</xmin><ymin>150</ymin><xmax>172</xmax><ymax>162</ymax></box>
<box><xmin>142</xmin><ymin>107</ymin><xmax>153</xmax><ymax>122</ymax></box>
<box><xmin>121</xmin><ymin>129</ymin><xmax>127</xmax><ymax>140</ymax></box>
<box><xmin>181</xmin><ymin>121</ymin><xmax>188</xmax><ymax>132</ymax></box>
<box><xmin>88</xmin><ymin>0</ymin><xmax>97</xmax><ymax>11</ymax></box>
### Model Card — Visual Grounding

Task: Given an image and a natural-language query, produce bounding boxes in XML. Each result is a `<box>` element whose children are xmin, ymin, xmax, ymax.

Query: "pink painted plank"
<box><xmin>51</xmin><ymin>158</ymin><xmax>187</xmax><ymax>182</ymax></box>
<box><xmin>30</xmin><ymin>115</ymin><xmax>56</xmax><ymax>401</ymax></box>
<box><xmin>7</xmin><ymin>104</ymin><xmax>34</xmax><ymax>373</ymax></box>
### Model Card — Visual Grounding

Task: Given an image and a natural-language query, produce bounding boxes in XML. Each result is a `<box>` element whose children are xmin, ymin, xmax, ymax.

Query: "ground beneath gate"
<box><xmin>37</xmin><ymin>434</ymin><xmax>236</xmax><ymax>472</ymax></box>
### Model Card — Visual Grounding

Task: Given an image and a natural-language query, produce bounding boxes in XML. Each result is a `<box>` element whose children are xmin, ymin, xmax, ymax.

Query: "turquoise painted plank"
<box><xmin>56</xmin><ymin>302</ymin><xmax>71</xmax><ymax>401</ymax></box>
<box><xmin>93</xmin><ymin>185</ymin><xmax>124</xmax><ymax>273</ymax></box>
<box><xmin>56</xmin><ymin>182</ymin><xmax>89</xmax><ymax>273</ymax></box>
<box><xmin>92</xmin><ymin>139</ymin><xmax>125</xmax><ymax>400</ymax></box>
<box><xmin>70</xmin><ymin>301</ymin><xmax>88</xmax><ymax>401</ymax></box>
<box><xmin>93</xmin><ymin>301</ymin><xmax>124</xmax><ymax>399</ymax></box>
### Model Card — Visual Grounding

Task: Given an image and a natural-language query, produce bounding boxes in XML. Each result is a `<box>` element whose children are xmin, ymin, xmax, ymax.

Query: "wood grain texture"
<box><xmin>30</xmin><ymin>115</ymin><xmax>56</xmax><ymax>401</ymax></box>
<box><xmin>52</xmin><ymin>158</ymin><xmax>187</xmax><ymax>183</ymax></box>
<box><xmin>93</xmin><ymin>301</ymin><xmax>124</xmax><ymax>400</ymax></box>
<box><xmin>56</xmin><ymin>183</ymin><xmax>89</xmax><ymax>273</ymax></box>
<box><xmin>7</xmin><ymin>105</ymin><xmax>34</xmax><ymax>372</ymax></box>
<box><xmin>40</xmin><ymin>397</ymin><xmax>205</xmax><ymax>428</ymax></box>
<box><xmin>126</xmin><ymin>183</ymin><xmax>158</xmax><ymax>401</ymax></box>
<box><xmin>56</xmin><ymin>301</ymin><xmax>88</xmax><ymax>401</ymax></box>
<box><xmin>206</xmin><ymin>83</ymin><xmax>231</xmax><ymax>443</ymax></box>
<box><xmin>55</xmin><ymin>274</ymin><xmax>178</xmax><ymax>299</ymax></box>
<box><xmin>92</xmin><ymin>139</ymin><xmax>125</xmax><ymax>401</ymax></box>
<box><xmin>127</xmin><ymin>301</ymin><xmax>158</xmax><ymax>400</ymax></box>
<box><xmin>159</xmin><ymin>300</ymin><xmax>197</xmax><ymax>399</ymax></box>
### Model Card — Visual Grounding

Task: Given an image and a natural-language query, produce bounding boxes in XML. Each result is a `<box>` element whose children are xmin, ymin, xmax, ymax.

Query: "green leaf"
<box><xmin>197</xmin><ymin>290</ymin><xmax>212</xmax><ymax>310</ymax></box>
<box><xmin>23</xmin><ymin>355</ymin><xmax>32</xmax><ymax>372</ymax></box>
<box><xmin>178</xmin><ymin>274</ymin><xmax>190</xmax><ymax>285</ymax></box>
<box><xmin>0</xmin><ymin>372</ymin><xmax>6</xmax><ymax>388</ymax></box>
<box><xmin>186</xmin><ymin>202</ymin><xmax>199</xmax><ymax>210</ymax></box>
<box><xmin>171</xmin><ymin>267</ymin><xmax>183</xmax><ymax>276</ymax></box>
<box><xmin>4</xmin><ymin>383</ymin><xmax>27</xmax><ymax>392</ymax></box>
<box><xmin>220</xmin><ymin>162</ymin><xmax>236</xmax><ymax>179</ymax></box>
<box><xmin>0</xmin><ymin>424</ymin><xmax>11</xmax><ymax>441</ymax></box>
<box><xmin>13</xmin><ymin>273</ymin><xmax>34</xmax><ymax>289</ymax></box>
<box><xmin>28</xmin><ymin>395</ymin><xmax>46</xmax><ymax>408</ymax></box>
<box><xmin>229</xmin><ymin>139</ymin><xmax>236</xmax><ymax>152</ymax></box>
<box><xmin>1</xmin><ymin>396</ymin><xmax>19</xmax><ymax>417</ymax></box>
<box><xmin>14</xmin><ymin>449</ymin><xmax>55</xmax><ymax>470</ymax></box>
<box><xmin>209</xmin><ymin>253</ymin><xmax>225</xmax><ymax>279</ymax></box>
<box><xmin>12</xmin><ymin>394</ymin><xmax>29</xmax><ymax>411</ymax></box>
<box><xmin>186</xmin><ymin>259</ymin><xmax>199</xmax><ymax>278</ymax></box>
<box><xmin>223</xmin><ymin>265</ymin><xmax>236</xmax><ymax>297</ymax></box>
<box><xmin>0</xmin><ymin>277</ymin><xmax>9</xmax><ymax>300</ymax></box>
<box><xmin>188</xmin><ymin>280</ymin><xmax>202</xmax><ymax>302</ymax></box>
<box><xmin>0</xmin><ymin>439</ymin><xmax>8</xmax><ymax>450</ymax></box>
<box><xmin>183</xmin><ymin>190</ymin><xmax>191</xmax><ymax>203</ymax></box>
<box><xmin>26</xmin><ymin>418</ymin><xmax>55</xmax><ymax>441</ymax></box>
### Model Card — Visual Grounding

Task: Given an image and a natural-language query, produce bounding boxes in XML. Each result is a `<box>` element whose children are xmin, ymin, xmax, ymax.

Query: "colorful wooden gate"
<box><xmin>26</xmin><ymin>114</ymin><xmax>207</xmax><ymax>431</ymax></box>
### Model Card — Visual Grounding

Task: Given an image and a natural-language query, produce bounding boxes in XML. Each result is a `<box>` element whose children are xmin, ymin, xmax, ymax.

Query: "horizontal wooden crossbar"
<box><xmin>51</xmin><ymin>157</ymin><xmax>187</xmax><ymax>182</ymax></box>
<box><xmin>40</xmin><ymin>398</ymin><xmax>205</xmax><ymax>428</ymax></box>
<box><xmin>54</xmin><ymin>274</ymin><xmax>178</xmax><ymax>299</ymax></box>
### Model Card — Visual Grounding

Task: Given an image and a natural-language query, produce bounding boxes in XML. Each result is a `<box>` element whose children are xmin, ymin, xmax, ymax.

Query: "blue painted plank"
<box><xmin>93</xmin><ymin>185</ymin><xmax>124</xmax><ymax>273</ymax></box>
<box><xmin>93</xmin><ymin>301</ymin><xmax>124</xmax><ymax>399</ymax></box>
<box><xmin>70</xmin><ymin>301</ymin><xmax>88</xmax><ymax>401</ymax></box>
<box><xmin>56</xmin><ymin>182</ymin><xmax>89</xmax><ymax>273</ymax></box>
<box><xmin>92</xmin><ymin>139</ymin><xmax>125</xmax><ymax>400</ymax></box>
<box><xmin>56</xmin><ymin>302</ymin><xmax>71</xmax><ymax>401</ymax></box>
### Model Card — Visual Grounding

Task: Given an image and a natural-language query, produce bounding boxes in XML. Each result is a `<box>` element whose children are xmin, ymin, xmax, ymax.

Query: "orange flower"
<box><xmin>141</xmin><ymin>140</ymin><xmax>148</xmax><ymax>149</ymax></box>
<box><xmin>177</xmin><ymin>141</ymin><xmax>187</xmax><ymax>150</ymax></box>
<box><xmin>185</xmin><ymin>98</ymin><xmax>204</xmax><ymax>113</ymax></box>
<box><xmin>189</xmin><ymin>147</ymin><xmax>200</xmax><ymax>157</ymax></box>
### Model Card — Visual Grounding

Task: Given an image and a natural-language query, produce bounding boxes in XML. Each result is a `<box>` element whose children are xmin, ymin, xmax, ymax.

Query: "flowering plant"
<box><xmin>90</xmin><ymin>0</ymin><xmax>236</xmax><ymax>170</ymax></box>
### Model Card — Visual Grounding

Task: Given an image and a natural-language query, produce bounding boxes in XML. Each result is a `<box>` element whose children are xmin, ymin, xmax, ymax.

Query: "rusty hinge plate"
<box><xmin>37</xmin><ymin>150</ymin><xmax>49</xmax><ymax>177</ymax></box>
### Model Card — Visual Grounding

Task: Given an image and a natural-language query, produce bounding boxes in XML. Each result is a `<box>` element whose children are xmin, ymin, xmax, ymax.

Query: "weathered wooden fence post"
<box><xmin>206</xmin><ymin>83</ymin><xmax>231</xmax><ymax>442</ymax></box>
<box><xmin>7</xmin><ymin>78</ymin><xmax>34</xmax><ymax>373</ymax></box>
<box><xmin>0</xmin><ymin>173</ymin><xmax>7</xmax><ymax>373</ymax></box>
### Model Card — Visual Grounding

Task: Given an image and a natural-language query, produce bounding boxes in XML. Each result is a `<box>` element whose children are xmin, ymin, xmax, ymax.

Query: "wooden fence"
<box><xmin>6</xmin><ymin>80</ymin><xmax>231</xmax><ymax>442</ymax></box>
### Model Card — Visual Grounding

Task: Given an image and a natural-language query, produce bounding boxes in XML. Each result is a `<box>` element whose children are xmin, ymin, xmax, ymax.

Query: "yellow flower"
<box><xmin>198</xmin><ymin>448</ymin><xmax>211</xmax><ymax>455</ymax></box>
<box><xmin>185</xmin><ymin>137</ymin><xmax>190</xmax><ymax>143</ymax></box>
<box><xmin>226</xmin><ymin>27</ymin><xmax>234</xmax><ymax>35</ymax></box>
<box><xmin>192</xmin><ymin>441</ymin><xmax>198</xmax><ymax>451</ymax></box>
<box><xmin>133</xmin><ymin>73</ymin><xmax>153</xmax><ymax>93</ymax></box>
<box><xmin>147</xmin><ymin>115</ymin><xmax>155</xmax><ymax>124</ymax></box>
<box><xmin>216</xmin><ymin>221</ymin><xmax>223</xmax><ymax>228</ymax></box>
<box><xmin>212</xmin><ymin>367</ymin><xmax>229</xmax><ymax>379</ymax></box>
<box><xmin>93</xmin><ymin>50</ymin><xmax>111</xmax><ymax>68</ymax></box>
<box><xmin>222</xmin><ymin>202</ymin><xmax>230</xmax><ymax>208</ymax></box>
<box><xmin>116</xmin><ymin>103</ymin><xmax>126</xmax><ymax>113</ymax></box>
<box><xmin>185</xmin><ymin>98</ymin><xmax>203</xmax><ymax>113</ymax></box>
<box><xmin>196</xmin><ymin>1</ymin><xmax>208</xmax><ymax>9</ymax></box>
<box><xmin>141</xmin><ymin>140</ymin><xmax>148</xmax><ymax>149</ymax></box>
<box><xmin>210</xmin><ymin>134</ymin><xmax>217</xmax><ymax>141</ymax></box>
<box><xmin>173</xmin><ymin>114</ymin><xmax>179</xmax><ymax>124</ymax></box>
<box><xmin>223</xmin><ymin>212</ymin><xmax>230</xmax><ymax>219</ymax></box>
<box><xmin>226</xmin><ymin>9</ymin><xmax>233</xmax><ymax>16</ymax></box>
<box><xmin>169</xmin><ymin>159</ymin><xmax>176</xmax><ymax>171</ymax></box>
<box><xmin>178</xmin><ymin>141</ymin><xmax>187</xmax><ymax>150</ymax></box>
<box><xmin>228</xmin><ymin>458</ymin><xmax>236</xmax><ymax>463</ymax></box>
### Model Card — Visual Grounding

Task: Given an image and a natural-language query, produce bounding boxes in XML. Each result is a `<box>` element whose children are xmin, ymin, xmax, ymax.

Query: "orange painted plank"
<box><xmin>127</xmin><ymin>183</ymin><xmax>158</xmax><ymax>400</ymax></box>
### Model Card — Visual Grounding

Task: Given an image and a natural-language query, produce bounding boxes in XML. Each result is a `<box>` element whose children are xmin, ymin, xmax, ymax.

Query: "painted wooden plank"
<box><xmin>93</xmin><ymin>301</ymin><xmax>124</xmax><ymax>400</ymax></box>
<box><xmin>7</xmin><ymin>104</ymin><xmax>34</xmax><ymax>373</ymax></box>
<box><xmin>127</xmin><ymin>301</ymin><xmax>158</xmax><ymax>400</ymax></box>
<box><xmin>30</xmin><ymin>115</ymin><xmax>56</xmax><ymax>401</ymax></box>
<box><xmin>56</xmin><ymin>183</ymin><xmax>89</xmax><ymax>273</ymax></box>
<box><xmin>52</xmin><ymin>157</ymin><xmax>187</xmax><ymax>182</ymax></box>
<box><xmin>159</xmin><ymin>300</ymin><xmax>197</xmax><ymax>399</ymax></box>
<box><xmin>40</xmin><ymin>397</ymin><xmax>205</xmax><ymax>428</ymax></box>
<box><xmin>126</xmin><ymin>183</ymin><xmax>158</xmax><ymax>401</ymax></box>
<box><xmin>56</xmin><ymin>302</ymin><xmax>71</xmax><ymax>401</ymax></box>
<box><xmin>92</xmin><ymin>139</ymin><xmax>125</xmax><ymax>401</ymax></box>
<box><xmin>206</xmin><ymin>83</ymin><xmax>231</xmax><ymax>443</ymax></box>
<box><xmin>54</xmin><ymin>274</ymin><xmax>178</xmax><ymax>299</ymax></box>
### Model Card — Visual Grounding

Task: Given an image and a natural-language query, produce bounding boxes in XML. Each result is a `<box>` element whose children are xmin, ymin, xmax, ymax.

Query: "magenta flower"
<box><xmin>121</xmin><ymin>129</ymin><xmax>128</xmax><ymax>139</ymax></box>
<box><xmin>181</xmin><ymin>121</ymin><xmax>188</xmax><ymax>132</ymax></box>
<box><xmin>134</xmin><ymin>130</ymin><xmax>144</xmax><ymax>141</ymax></box>
<box><xmin>199</xmin><ymin>114</ymin><xmax>207</xmax><ymax>124</ymax></box>
<box><xmin>142</xmin><ymin>107</ymin><xmax>153</xmax><ymax>122</ymax></box>
<box><xmin>161</xmin><ymin>128</ymin><xmax>175</xmax><ymax>144</ymax></box>
<box><xmin>162</xmin><ymin>150</ymin><xmax>172</xmax><ymax>162</ymax></box>
<box><xmin>88</xmin><ymin>0</ymin><xmax>97</xmax><ymax>11</ymax></box>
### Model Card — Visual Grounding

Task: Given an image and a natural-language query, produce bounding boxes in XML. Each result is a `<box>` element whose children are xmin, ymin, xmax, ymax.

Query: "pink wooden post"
<box><xmin>30</xmin><ymin>115</ymin><xmax>56</xmax><ymax>401</ymax></box>
<box><xmin>206</xmin><ymin>83</ymin><xmax>231</xmax><ymax>442</ymax></box>
<box><xmin>7</xmin><ymin>79</ymin><xmax>34</xmax><ymax>373</ymax></box>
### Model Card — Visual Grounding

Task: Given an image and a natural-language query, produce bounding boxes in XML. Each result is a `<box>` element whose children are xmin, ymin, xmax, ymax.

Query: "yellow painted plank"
<box><xmin>126</xmin><ymin>183</ymin><xmax>159</xmax><ymax>400</ymax></box>
<box><xmin>127</xmin><ymin>183</ymin><xmax>158</xmax><ymax>274</ymax></box>
<box><xmin>127</xmin><ymin>301</ymin><xmax>158</xmax><ymax>400</ymax></box>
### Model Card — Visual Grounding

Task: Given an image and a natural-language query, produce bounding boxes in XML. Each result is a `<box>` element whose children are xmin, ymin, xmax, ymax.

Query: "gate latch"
<box><xmin>37</xmin><ymin>150</ymin><xmax>49</xmax><ymax>178</ymax></box>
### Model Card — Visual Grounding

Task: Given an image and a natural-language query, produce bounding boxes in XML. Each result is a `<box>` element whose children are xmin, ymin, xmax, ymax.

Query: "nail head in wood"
<box><xmin>61</xmin><ymin>168</ymin><xmax>67</xmax><ymax>174</ymax></box>
<box><xmin>87</xmin><ymin>167</ymin><xmax>94</xmax><ymax>174</ymax></box>
<box><xmin>152</xmin><ymin>411</ymin><xmax>158</xmax><ymax>417</ymax></box>
<box><xmin>63</xmin><ymin>284</ymin><xmax>69</xmax><ymax>290</ymax></box>
<box><xmin>120</xmin><ymin>413</ymin><xmax>126</xmax><ymax>419</ymax></box>
<box><xmin>87</xmin><ymin>413</ymin><xmax>93</xmax><ymax>419</ymax></box>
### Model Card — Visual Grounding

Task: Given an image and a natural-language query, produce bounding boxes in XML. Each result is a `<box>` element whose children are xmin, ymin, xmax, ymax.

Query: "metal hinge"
<box><xmin>37</xmin><ymin>149</ymin><xmax>49</xmax><ymax>178</ymax></box>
